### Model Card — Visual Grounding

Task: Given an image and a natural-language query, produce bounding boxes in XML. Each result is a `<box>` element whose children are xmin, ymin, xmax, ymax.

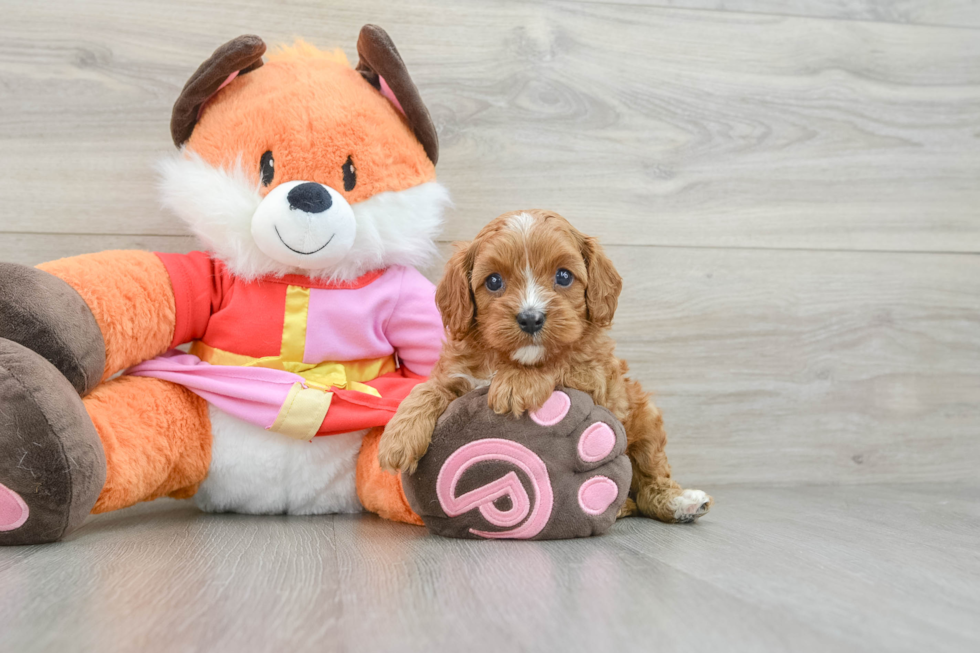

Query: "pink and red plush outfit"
<box><xmin>130</xmin><ymin>251</ymin><xmax>443</xmax><ymax>439</ymax></box>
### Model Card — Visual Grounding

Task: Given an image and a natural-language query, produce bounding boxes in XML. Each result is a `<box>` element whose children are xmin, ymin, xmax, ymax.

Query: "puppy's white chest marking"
<box><xmin>511</xmin><ymin>345</ymin><xmax>546</xmax><ymax>365</ymax></box>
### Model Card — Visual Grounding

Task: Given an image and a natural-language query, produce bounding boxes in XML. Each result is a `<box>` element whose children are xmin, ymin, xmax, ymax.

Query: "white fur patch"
<box><xmin>157</xmin><ymin>153</ymin><xmax>265</xmax><ymax>277</ymax></box>
<box><xmin>157</xmin><ymin>151</ymin><xmax>451</xmax><ymax>282</ymax></box>
<box><xmin>668</xmin><ymin>488</ymin><xmax>710</xmax><ymax>522</ymax></box>
<box><xmin>507</xmin><ymin>211</ymin><xmax>537</xmax><ymax>236</ymax></box>
<box><xmin>511</xmin><ymin>344</ymin><xmax>546</xmax><ymax>365</ymax></box>
<box><xmin>519</xmin><ymin>263</ymin><xmax>549</xmax><ymax>314</ymax></box>
<box><xmin>449</xmin><ymin>372</ymin><xmax>492</xmax><ymax>391</ymax></box>
<box><xmin>194</xmin><ymin>406</ymin><xmax>365</xmax><ymax>515</ymax></box>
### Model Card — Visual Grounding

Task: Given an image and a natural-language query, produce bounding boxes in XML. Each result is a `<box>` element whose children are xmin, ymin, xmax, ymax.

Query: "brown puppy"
<box><xmin>378</xmin><ymin>209</ymin><xmax>711</xmax><ymax>523</ymax></box>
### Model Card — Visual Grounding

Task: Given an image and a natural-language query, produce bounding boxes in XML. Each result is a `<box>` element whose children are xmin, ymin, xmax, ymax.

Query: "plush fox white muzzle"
<box><xmin>251</xmin><ymin>180</ymin><xmax>357</xmax><ymax>269</ymax></box>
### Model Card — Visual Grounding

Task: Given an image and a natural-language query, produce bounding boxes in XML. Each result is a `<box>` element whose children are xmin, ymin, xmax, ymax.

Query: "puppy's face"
<box><xmin>437</xmin><ymin>210</ymin><xmax>623</xmax><ymax>366</ymax></box>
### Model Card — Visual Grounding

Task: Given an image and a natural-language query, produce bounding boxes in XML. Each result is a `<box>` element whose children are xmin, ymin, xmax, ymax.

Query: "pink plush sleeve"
<box><xmin>384</xmin><ymin>267</ymin><xmax>445</xmax><ymax>376</ymax></box>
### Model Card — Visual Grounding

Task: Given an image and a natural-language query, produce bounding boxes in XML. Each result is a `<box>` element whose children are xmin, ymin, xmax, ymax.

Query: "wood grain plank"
<box><xmin>590</xmin><ymin>0</ymin><xmax>980</xmax><ymax>29</ymax></box>
<box><xmin>0</xmin><ymin>233</ymin><xmax>198</xmax><ymax>265</ymax></box>
<box><xmin>613</xmin><ymin>484</ymin><xmax>980</xmax><ymax>651</ymax></box>
<box><xmin>604</xmin><ymin>245</ymin><xmax>980</xmax><ymax>485</ymax></box>
<box><xmin>0</xmin><ymin>0</ymin><xmax>978</xmax><ymax>251</ymax></box>
<box><xmin>327</xmin><ymin>508</ymin><xmax>846</xmax><ymax>653</ymax></box>
<box><xmin>0</xmin><ymin>501</ymin><xmax>344</xmax><ymax>652</ymax></box>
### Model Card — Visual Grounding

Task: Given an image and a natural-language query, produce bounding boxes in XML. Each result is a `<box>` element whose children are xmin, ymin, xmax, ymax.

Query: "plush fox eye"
<box><xmin>260</xmin><ymin>151</ymin><xmax>275</xmax><ymax>186</ymax></box>
<box><xmin>343</xmin><ymin>156</ymin><xmax>356</xmax><ymax>192</ymax></box>
<box><xmin>485</xmin><ymin>273</ymin><xmax>504</xmax><ymax>292</ymax></box>
<box><xmin>555</xmin><ymin>268</ymin><xmax>574</xmax><ymax>287</ymax></box>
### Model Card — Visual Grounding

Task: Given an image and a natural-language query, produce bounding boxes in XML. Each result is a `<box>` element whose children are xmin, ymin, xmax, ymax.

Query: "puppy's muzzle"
<box><xmin>516</xmin><ymin>310</ymin><xmax>546</xmax><ymax>335</ymax></box>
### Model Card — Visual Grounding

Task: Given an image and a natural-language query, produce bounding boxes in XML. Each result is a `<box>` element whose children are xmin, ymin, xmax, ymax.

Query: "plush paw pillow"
<box><xmin>402</xmin><ymin>386</ymin><xmax>631</xmax><ymax>539</ymax></box>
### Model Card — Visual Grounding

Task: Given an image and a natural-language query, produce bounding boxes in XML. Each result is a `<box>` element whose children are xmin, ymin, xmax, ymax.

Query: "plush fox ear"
<box><xmin>356</xmin><ymin>24</ymin><xmax>439</xmax><ymax>165</ymax></box>
<box><xmin>170</xmin><ymin>35</ymin><xmax>267</xmax><ymax>148</ymax></box>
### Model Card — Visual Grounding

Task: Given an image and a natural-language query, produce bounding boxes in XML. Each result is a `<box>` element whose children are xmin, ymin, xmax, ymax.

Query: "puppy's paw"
<box><xmin>487</xmin><ymin>381</ymin><xmax>518</xmax><ymax>416</ymax></box>
<box><xmin>668</xmin><ymin>489</ymin><xmax>712</xmax><ymax>523</ymax></box>
<box><xmin>377</xmin><ymin>423</ymin><xmax>430</xmax><ymax>475</ymax></box>
<box><xmin>635</xmin><ymin>486</ymin><xmax>712</xmax><ymax>523</ymax></box>
<box><xmin>487</xmin><ymin>375</ymin><xmax>555</xmax><ymax>417</ymax></box>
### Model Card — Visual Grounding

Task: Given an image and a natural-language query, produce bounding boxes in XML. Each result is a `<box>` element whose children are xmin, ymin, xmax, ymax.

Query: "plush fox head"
<box><xmin>159</xmin><ymin>26</ymin><xmax>449</xmax><ymax>281</ymax></box>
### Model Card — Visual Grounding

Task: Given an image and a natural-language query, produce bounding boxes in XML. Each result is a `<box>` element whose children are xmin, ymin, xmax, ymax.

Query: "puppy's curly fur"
<box><xmin>379</xmin><ymin>209</ymin><xmax>711</xmax><ymax>523</ymax></box>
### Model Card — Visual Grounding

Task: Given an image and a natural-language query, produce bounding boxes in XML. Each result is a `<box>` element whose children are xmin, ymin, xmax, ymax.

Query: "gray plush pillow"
<box><xmin>403</xmin><ymin>386</ymin><xmax>631</xmax><ymax>540</ymax></box>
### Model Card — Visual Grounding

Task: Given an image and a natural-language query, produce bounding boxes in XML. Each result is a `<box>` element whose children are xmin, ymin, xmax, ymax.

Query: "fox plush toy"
<box><xmin>0</xmin><ymin>26</ymin><xmax>453</xmax><ymax>544</ymax></box>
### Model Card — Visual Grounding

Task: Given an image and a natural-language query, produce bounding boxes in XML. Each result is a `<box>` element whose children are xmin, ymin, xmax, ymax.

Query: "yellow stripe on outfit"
<box><xmin>280</xmin><ymin>285</ymin><xmax>310</xmax><ymax>363</ymax></box>
<box><xmin>270</xmin><ymin>382</ymin><xmax>333</xmax><ymax>440</ymax></box>
<box><xmin>188</xmin><ymin>285</ymin><xmax>395</xmax><ymax>394</ymax></box>
<box><xmin>189</xmin><ymin>341</ymin><xmax>395</xmax><ymax>397</ymax></box>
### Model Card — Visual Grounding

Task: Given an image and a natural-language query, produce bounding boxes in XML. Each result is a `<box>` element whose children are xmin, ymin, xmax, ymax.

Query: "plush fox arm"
<box><xmin>37</xmin><ymin>251</ymin><xmax>179</xmax><ymax>381</ymax></box>
<box><xmin>384</xmin><ymin>266</ymin><xmax>445</xmax><ymax>376</ymax></box>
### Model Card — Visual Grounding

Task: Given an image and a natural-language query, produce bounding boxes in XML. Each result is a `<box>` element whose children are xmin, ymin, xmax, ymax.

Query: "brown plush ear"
<box><xmin>170</xmin><ymin>35</ymin><xmax>267</xmax><ymax>147</ymax></box>
<box><xmin>582</xmin><ymin>237</ymin><xmax>622</xmax><ymax>328</ymax></box>
<box><xmin>356</xmin><ymin>24</ymin><xmax>439</xmax><ymax>165</ymax></box>
<box><xmin>436</xmin><ymin>243</ymin><xmax>476</xmax><ymax>340</ymax></box>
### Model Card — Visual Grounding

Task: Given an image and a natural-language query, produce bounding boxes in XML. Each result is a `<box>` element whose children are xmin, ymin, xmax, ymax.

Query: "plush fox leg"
<box><xmin>0</xmin><ymin>252</ymin><xmax>176</xmax><ymax>397</ymax></box>
<box><xmin>85</xmin><ymin>375</ymin><xmax>212</xmax><ymax>513</ymax></box>
<box><xmin>356</xmin><ymin>428</ymin><xmax>423</xmax><ymax>526</ymax></box>
<box><xmin>37</xmin><ymin>250</ymin><xmax>177</xmax><ymax>382</ymax></box>
<box><xmin>1</xmin><ymin>253</ymin><xmax>188</xmax><ymax>544</ymax></box>
<box><xmin>1</xmin><ymin>342</ymin><xmax>211</xmax><ymax>545</ymax></box>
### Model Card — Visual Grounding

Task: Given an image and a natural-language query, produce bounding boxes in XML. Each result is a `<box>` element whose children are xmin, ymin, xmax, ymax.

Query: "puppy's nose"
<box><xmin>516</xmin><ymin>310</ymin><xmax>546</xmax><ymax>335</ymax></box>
<box><xmin>287</xmin><ymin>182</ymin><xmax>333</xmax><ymax>213</ymax></box>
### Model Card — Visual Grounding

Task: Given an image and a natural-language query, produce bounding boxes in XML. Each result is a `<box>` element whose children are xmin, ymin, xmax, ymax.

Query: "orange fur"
<box><xmin>38</xmin><ymin>251</ymin><xmax>176</xmax><ymax>381</ymax></box>
<box><xmin>188</xmin><ymin>41</ymin><xmax>435</xmax><ymax>204</ymax></box>
<box><xmin>356</xmin><ymin>428</ymin><xmax>423</xmax><ymax>525</ymax></box>
<box><xmin>379</xmin><ymin>210</ymin><xmax>712</xmax><ymax>523</ymax></box>
<box><xmin>85</xmin><ymin>375</ymin><xmax>212</xmax><ymax>513</ymax></box>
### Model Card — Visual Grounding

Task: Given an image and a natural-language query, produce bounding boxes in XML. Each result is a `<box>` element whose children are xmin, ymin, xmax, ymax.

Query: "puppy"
<box><xmin>378</xmin><ymin>209</ymin><xmax>711</xmax><ymax>523</ymax></box>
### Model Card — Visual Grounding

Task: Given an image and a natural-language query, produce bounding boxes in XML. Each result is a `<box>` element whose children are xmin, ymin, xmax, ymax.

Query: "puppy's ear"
<box><xmin>582</xmin><ymin>236</ymin><xmax>622</xmax><ymax>328</ymax></box>
<box><xmin>436</xmin><ymin>243</ymin><xmax>476</xmax><ymax>340</ymax></box>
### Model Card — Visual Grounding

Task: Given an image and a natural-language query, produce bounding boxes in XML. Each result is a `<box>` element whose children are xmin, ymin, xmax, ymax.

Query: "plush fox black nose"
<box><xmin>287</xmin><ymin>183</ymin><xmax>333</xmax><ymax>213</ymax></box>
<box><xmin>516</xmin><ymin>310</ymin><xmax>546</xmax><ymax>334</ymax></box>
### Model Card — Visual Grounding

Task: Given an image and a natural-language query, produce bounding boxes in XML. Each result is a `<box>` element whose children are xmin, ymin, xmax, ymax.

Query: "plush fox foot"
<box><xmin>0</xmin><ymin>262</ymin><xmax>106</xmax><ymax>396</ymax></box>
<box><xmin>0</xmin><ymin>339</ymin><xmax>107</xmax><ymax>545</ymax></box>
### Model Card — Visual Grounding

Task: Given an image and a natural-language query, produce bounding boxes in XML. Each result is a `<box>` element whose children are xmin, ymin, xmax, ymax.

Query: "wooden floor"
<box><xmin>2</xmin><ymin>1</ymin><xmax>979</xmax><ymax>651</ymax></box>
<box><xmin>1</xmin><ymin>484</ymin><xmax>977</xmax><ymax>653</ymax></box>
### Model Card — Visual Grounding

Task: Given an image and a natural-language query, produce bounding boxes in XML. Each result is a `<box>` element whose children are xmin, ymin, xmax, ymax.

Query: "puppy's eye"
<box><xmin>485</xmin><ymin>273</ymin><xmax>504</xmax><ymax>292</ymax></box>
<box><xmin>260</xmin><ymin>151</ymin><xmax>274</xmax><ymax>187</ymax></box>
<box><xmin>555</xmin><ymin>268</ymin><xmax>574</xmax><ymax>287</ymax></box>
<box><xmin>343</xmin><ymin>156</ymin><xmax>356</xmax><ymax>192</ymax></box>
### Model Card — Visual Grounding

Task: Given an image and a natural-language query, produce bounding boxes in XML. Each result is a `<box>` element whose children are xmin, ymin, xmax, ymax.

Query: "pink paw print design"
<box><xmin>402</xmin><ymin>387</ymin><xmax>631</xmax><ymax>540</ymax></box>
